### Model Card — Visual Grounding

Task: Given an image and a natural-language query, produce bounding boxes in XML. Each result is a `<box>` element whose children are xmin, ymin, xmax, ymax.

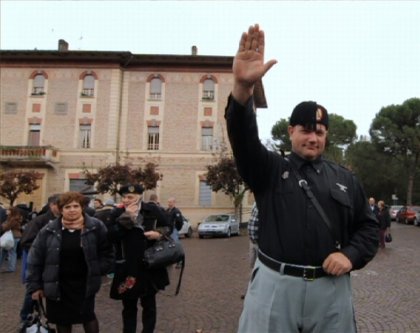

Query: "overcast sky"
<box><xmin>1</xmin><ymin>0</ymin><xmax>419</xmax><ymax>141</ymax></box>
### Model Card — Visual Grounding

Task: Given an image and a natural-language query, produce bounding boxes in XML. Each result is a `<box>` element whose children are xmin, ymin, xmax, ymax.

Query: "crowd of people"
<box><xmin>0</xmin><ymin>188</ymin><xmax>185</xmax><ymax>333</ymax></box>
<box><xmin>0</xmin><ymin>187</ymin><xmax>394</xmax><ymax>333</ymax></box>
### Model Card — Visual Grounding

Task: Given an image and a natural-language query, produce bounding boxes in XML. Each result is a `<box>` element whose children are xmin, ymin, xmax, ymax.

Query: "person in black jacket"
<box><xmin>377</xmin><ymin>200</ymin><xmax>391</xmax><ymax>248</ymax></box>
<box><xmin>109</xmin><ymin>184</ymin><xmax>171</xmax><ymax>333</ymax></box>
<box><xmin>19</xmin><ymin>193</ymin><xmax>61</xmax><ymax>326</ymax></box>
<box><xmin>94</xmin><ymin>198</ymin><xmax>115</xmax><ymax>231</ymax></box>
<box><xmin>27</xmin><ymin>192</ymin><xmax>114</xmax><ymax>333</ymax></box>
<box><xmin>226</xmin><ymin>24</ymin><xmax>379</xmax><ymax>333</ymax></box>
<box><xmin>166</xmin><ymin>197</ymin><xmax>183</xmax><ymax>241</ymax></box>
<box><xmin>369</xmin><ymin>197</ymin><xmax>380</xmax><ymax>221</ymax></box>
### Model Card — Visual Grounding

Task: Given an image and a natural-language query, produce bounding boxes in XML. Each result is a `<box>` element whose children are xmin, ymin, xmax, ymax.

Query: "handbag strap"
<box><xmin>35</xmin><ymin>298</ymin><xmax>55</xmax><ymax>330</ymax></box>
<box><xmin>161</xmin><ymin>234</ymin><xmax>185</xmax><ymax>296</ymax></box>
<box><xmin>37</xmin><ymin>298</ymin><xmax>47</xmax><ymax>317</ymax></box>
<box><xmin>174</xmin><ymin>256</ymin><xmax>185</xmax><ymax>296</ymax></box>
<box><xmin>286</xmin><ymin>158</ymin><xmax>341</xmax><ymax>249</ymax></box>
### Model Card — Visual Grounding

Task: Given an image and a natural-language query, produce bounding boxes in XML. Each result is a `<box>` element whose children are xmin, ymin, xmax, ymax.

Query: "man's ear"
<box><xmin>287</xmin><ymin>125</ymin><xmax>294</xmax><ymax>138</ymax></box>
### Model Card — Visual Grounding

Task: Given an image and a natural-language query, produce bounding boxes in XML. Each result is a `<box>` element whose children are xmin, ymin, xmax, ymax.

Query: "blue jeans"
<box><xmin>170</xmin><ymin>228</ymin><xmax>179</xmax><ymax>242</ymax></box>
<box><xmin>20</xmin><ymin>249</ymin><xmax>36</xmax><ymax>321</ymax></box>
<box><xmin>0</xmin><ymin>237</ymin><xmax>20</xmax><ymax>271</ymax></box>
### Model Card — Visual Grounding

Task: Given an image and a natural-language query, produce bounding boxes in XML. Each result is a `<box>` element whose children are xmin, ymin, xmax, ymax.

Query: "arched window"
<box><xmin>32</xmin><ymin>74</ymin><xmax>45</xmax><ymax>95</ymax></box>
<box><xmin>202</xmin><ymin>79</ymin><xmax>215</xmax><ymax>100</ymax></box>
<box><xmin>82</xmin><ymin>74</ymin><xmax>95</xmax><ymax>97</ymax></box>
<box><xmin>150</xmin><ymin>77</ymin><xmax>162</xmax><ymax>100</ymax></box>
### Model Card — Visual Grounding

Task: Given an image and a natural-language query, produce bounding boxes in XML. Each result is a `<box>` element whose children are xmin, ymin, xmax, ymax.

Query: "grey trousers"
<box><xmin>238</xmin><ymin>258</ymin><xmax>357</xmax><ymax>333</ymax></box>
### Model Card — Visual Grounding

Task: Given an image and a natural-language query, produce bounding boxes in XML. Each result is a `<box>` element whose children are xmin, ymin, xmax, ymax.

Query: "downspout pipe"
<box><xmin>116</xmin><ymin>53</ymin><xmax>133</xmax><ymax>164</ymax></box>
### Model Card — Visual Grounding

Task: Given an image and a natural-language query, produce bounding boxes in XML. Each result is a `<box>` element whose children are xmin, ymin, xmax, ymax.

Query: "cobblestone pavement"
<box><xmin>1</xmin><ymin>222</ymin><xmax>419</xmax><ymax>333</ymax></box>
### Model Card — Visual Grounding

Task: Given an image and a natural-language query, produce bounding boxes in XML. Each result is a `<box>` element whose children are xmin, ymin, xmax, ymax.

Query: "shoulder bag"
<box><xmin>0</xmin><ymin>229</ymin><xmax>14</xmax><ymax>250</ymax></box>
<box><xmin>20</xmin><ymin>299</ymin><xmax>55</xmax><ymax>333</ymax></box>
<box><xmin>144</xmin><ymin>235</ymin><xmax>185</xmax><ymax>268</ymax></box>
<box><xmin>144</xmin><ymin>235</ymin><xmax>185</xmax><ymax>295</ymax></box>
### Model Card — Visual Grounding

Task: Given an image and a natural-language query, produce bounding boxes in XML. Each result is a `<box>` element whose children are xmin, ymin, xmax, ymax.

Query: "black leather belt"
<box><xmin>258</xmin><ymin>251</ymin><xmax>328</xmax><ymax>281</ymax></box>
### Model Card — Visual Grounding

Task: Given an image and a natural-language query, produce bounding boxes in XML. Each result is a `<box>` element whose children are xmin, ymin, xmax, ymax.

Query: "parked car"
<box><xmin>178</xmin><ymin>216</ymin><xmax>193</xmax><ymax>238</ymax></box>
<box><xmin>389</xmin><ymin>205</ymin><xmax>403</xmax><ymax>221</ymax></box>
<box><xmin>198</xmin><ymin>213</ymin><xmax>239</xmax><ymax>238</ymax></box>
<box><xmin>396</xmin><ymin>206</ymin><xmax>420</xmax><ymax>225</ymax></box>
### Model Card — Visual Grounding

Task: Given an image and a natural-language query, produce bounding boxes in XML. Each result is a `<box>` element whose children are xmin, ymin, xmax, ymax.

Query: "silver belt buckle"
<box><xmin>303</xmin><ymin>266</ymin><xmax>316</xmax><ymax>281</ymax></box>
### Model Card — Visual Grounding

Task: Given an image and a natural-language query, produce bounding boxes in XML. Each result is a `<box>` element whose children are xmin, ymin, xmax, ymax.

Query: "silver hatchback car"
<box><xmin>198</xmin><ymin>213</ymin><xmax>240</xmax><ymax>238</ymax></box>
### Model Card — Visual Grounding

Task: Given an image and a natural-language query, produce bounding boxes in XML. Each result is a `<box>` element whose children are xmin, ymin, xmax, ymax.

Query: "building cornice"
<box><xmin>0</xmin><ymin>49</ymin><xmax>267</xmax><ymax>107</ymax></box>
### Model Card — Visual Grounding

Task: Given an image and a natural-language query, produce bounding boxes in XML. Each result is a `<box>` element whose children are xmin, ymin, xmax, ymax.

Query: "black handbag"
<box><xmin>20</xmin><ymin>299</ymin><xmax>56</xmax><ymax>333</ymax></box>
<box><xmin>144</xmin><ymin>235</ymin><xmax>185</xmax><ymax>295</ymax></box>
<box><xmin>385</xmin><ymin>233</ymin><xmax>393</xmax><ymax>243</ymax></box>
<box><xmin>144</xmin><ymin>235</ymin><xmax>185</xmax><ymax>268</ymax></box>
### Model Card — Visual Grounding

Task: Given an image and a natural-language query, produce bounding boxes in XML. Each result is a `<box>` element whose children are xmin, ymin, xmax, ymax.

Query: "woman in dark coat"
<box><xmin>109</xmin><ymin>184</ymin><xmax>171</xmax><ymax>333</ymax></box>
<box><xmin>27</xmin><ymin>191</ymin><xmax>114</xmax><ymax>333</ymax></box>
<box><xmin>377</xmin><ymin>200</ymin><xmax>391</xmax><ymax>248</ymax></box>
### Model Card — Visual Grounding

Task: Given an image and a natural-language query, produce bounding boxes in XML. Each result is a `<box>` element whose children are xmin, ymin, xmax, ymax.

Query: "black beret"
<box><xmin>289</xmin><ymin>101</ymin><xmax>329</xmax><ymax>130</ymax></box>
<box><xmin>118</xmin><ymin>184</ymin><xmax>144</xmax><ymax>196</ymax></box>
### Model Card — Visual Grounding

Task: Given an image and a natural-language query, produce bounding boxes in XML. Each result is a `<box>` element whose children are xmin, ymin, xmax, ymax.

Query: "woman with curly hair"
<box><xmin>27</xmin><ymin>191</ymin><xmax>114</xmax><ymax>333</ymax></box>
<box><xmin>0</xmin><ymin>206</ymin><xmax>23</xmax><ymax>272</ymax></box>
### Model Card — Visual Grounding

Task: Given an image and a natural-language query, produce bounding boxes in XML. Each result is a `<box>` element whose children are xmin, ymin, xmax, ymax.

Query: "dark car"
<box><xmin>396</xmin><ymin>206</ymin><xmax>420</xmax><ymax>225</ymax></box>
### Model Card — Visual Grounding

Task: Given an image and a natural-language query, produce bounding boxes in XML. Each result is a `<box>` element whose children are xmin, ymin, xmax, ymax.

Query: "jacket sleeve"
<box><xmin>95</xmin><ymin>220</ymin><xmax>115</xmax><ymax>275</ymax></box>
<box><xmin>20</xmin><ymin>218</ymin><xmax>44</xmax><ymax>250</ymax></box>
<box><xmin>148</xmin><ymin>204</ymin><xmax>172</xmax><ymax>237</ymax></box>
<box><xmin>224</xmin><ymin>94</ymin><xmax>275</xmax><ymax>193</ymax></box>
<box><xmin>26</xmin><ymin>229</ymin><xmax>47</xmax><ymax>294</ymax></box>
<box><xmin>107</xmin><ymin>207</ymin><xmax>127</xmax><ymax>242</ymax></box>
<box><xmin>340</xmin><ymin>175</ymin><xmax>379</xmax><ymax>270</ymax></box>
<box><xmin>173</xmin><ymin>208</ymin><xmax>184</xmax><ymax>231</ymax></box>
<box><xmin>385</xmin><ymin>210</ymin><xmax>391</xmax><ymax>228</ymax></box>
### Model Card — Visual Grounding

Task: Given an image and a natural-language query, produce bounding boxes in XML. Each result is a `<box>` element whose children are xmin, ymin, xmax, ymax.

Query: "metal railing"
<box><xmin>81</xmin><ymin>88</ymin><xmax>95</xmax><ymax>97</ymax></box>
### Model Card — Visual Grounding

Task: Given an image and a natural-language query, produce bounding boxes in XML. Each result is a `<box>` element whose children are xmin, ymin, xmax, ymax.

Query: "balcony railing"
<box><xmin>31</xmin><ymin>87</ymin><xmax>45</xmax><ymax>96</ymax></box>
<box><xmin>81</xmin><ymin>88</ymin><xmax>94</xmax><ymax>97</ymax></box>
<box><xmin>0</xmin><ymin>146</ymin><xmax>59</xmax><ymax>166</ymax></box>
<box><xmin>202</xmin><ymin>90</ymin><xmax>215</xmax><ymax>101</ymax></box>
<box><xmin>149</xmin><ymin>93</ymin><xmax>162</xmax><ymax>101</ymax></box>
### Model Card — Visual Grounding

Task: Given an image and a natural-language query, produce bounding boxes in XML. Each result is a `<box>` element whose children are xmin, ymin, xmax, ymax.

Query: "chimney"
<box><xmin>191</xmin><ymin>45</ymin><xmax>197</xmax><ymax>56</ymax></box>
<box><xmin>58</xmin><ymin>39</ymin><xmax>69</xmax><ymax>51</ymax></box>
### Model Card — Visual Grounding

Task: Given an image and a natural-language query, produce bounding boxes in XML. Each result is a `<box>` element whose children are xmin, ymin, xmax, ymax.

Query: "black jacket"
<box><xmin>225</xmin><ymin>95</ymin><xmax>379</xmax><ymax>270</ymax></box>
<box><xmin>109</xmin><ymin>202</ymin><xmax>171</xmax><ymax>299</ymax></box>
<box><xmin>20</xmin><ymin>210</ymin><xmax>56</xmax><ymax>251</ymax></box>
<box><xmin>94</xmin><ymin>205</ymin><xmax>115</xmax><ymax>231</ymax></box>
<box><xmin>377</xmin><ymin>208</ymin><xmax>391</xmax><ymax>230</ymax></box>
<box><xmin>26</xmin><ymin>214</ymin><xmax>115</xmax><ymax>300</ymax></box>
<box><xmin>166</xmin><ymin>207</ymin><xmax>183</xmax><ymax>231</ymax></box>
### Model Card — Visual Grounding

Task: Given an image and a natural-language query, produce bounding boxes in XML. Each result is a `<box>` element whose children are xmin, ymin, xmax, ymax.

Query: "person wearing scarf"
<box><xmin>109</xmin><ymin>183</ymin><xmax>171</xmax><ymax>333</ymax></box>
<box><xmin>26</xmin><ymin>191</ymin><xmax>114</xmax><ymax>333</ymax></box>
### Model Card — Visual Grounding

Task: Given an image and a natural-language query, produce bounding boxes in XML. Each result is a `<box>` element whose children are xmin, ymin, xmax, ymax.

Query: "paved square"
<box><xmin>1</xmin><ymin>222</ymin><xmax>419</xmax><ymax>332</ymax></box>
